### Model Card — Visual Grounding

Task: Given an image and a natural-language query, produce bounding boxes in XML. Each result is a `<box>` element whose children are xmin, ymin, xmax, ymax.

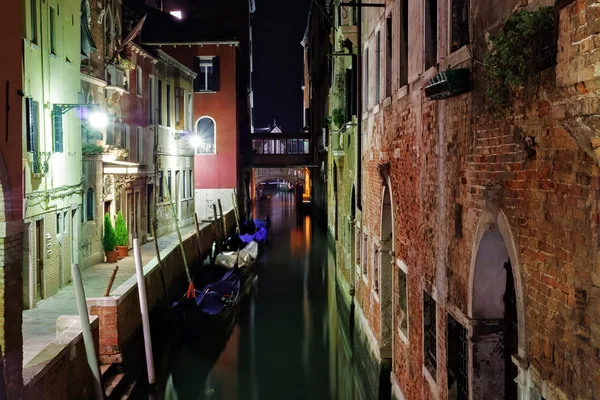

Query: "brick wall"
<box><xmin>331</xmin><ymin>0</ymin><xmax>600</xmax><ymax>399</ymax></box>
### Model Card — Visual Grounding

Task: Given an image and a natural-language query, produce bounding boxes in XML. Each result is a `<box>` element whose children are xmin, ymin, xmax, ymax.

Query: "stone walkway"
<box><xmin>22</xmin><ymin>226</ymin><xmax>196</xmax><ymax>367</ymax></box>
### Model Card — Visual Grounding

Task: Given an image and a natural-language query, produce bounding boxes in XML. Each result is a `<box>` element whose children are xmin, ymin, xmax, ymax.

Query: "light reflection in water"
<box><xmin>160</xmin><ymin>188</ymin><xmax>371</xmax><ymax>400</ymax></box>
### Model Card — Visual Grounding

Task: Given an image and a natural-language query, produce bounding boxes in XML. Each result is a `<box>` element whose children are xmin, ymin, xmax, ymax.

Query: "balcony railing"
<box><xmin>31</xmin><ymin>151</ymin><xmax>52</xmax><ymax>176</ymax></box>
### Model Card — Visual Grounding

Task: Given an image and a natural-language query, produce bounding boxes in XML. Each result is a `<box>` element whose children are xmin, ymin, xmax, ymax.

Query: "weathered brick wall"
<box><xmin>350</xmin><ymin>1</ymin><xmax>600</xmax><ymax>399</ymax></box>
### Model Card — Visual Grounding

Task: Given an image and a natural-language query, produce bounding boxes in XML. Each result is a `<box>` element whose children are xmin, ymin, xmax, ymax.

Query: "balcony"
<box><xmin>249</xmin><ymin>132</ymin><xmax>315</xmax><ymax>167</ymax></box>
<box><xmin>331</xmin><ymin>132</ymin><xmax>345</xmax><ymax>159</ymax></box>
<box><xmin>105</xmin><ymin>64</ymin><xmax>127</xmax><ymax>93</ymax></box>
<box><xmin>31</xmin><ymin>151</ymin><xmax>52</xmax><ymax>177</ymax></box>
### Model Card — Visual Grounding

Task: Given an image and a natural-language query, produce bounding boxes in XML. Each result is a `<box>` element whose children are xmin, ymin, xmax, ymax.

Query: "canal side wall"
<box><xmin>87</xmin><ymin>211</ymin><xmax>236</xmax><ymax>364</ymax></box>
<box><xmin>334</xmin><ymin>250</ymin><xmax>386</xmax><ymax>400</ymax></box>
<box><xmin>23</xmin><ymin>317</ymin><xmax>100</xmax><ymax>400</ymax></box>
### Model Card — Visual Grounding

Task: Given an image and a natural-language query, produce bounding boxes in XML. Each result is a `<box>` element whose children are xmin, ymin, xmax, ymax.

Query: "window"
<box><xmin>53</xmin><ymin>114</ymin><xmax>63</xmax><ymax>152</ymax></box>
<box><xmin>149</xmin><ymin>76</ymin><xmax>155</xmax><ymax>124</ymax></box>
<box><xmin>364</xmin><ymin>48</ymin><xmax>369</xmax><ymax>109</ymax></box>
<box><xmin>450</xmin><ymin>0</ymin><xmax>469</xmax><ymax>53</ymax></box>
<box><xmin>424</xmin><ymin>291</ymin><xmax>437</xmax><ymax>378</ymax></box>
<box><xmin>195</xmin><ymin>117</ymin><xmax>216</xmax><ymax>154</ymax></box>
<box><xmin>30</xmin><ymin>0</ymin><xmax>37</xmax><ymax>43</ymax></box>
<box><xmin>398</xmin><ymin>266</ymin><xmax>408</xmax><ymax>336</ymax></box>
<box><xmin>50</xmin><ymin>7</ymin><xmax>56</xmax><ymax>55</ymax></box>
<box><xmin>86</xmin><ymin>188</ymin><xmax>95</xmax><ymax>221</ymax></box>
<box><xmin>399</xmin><ymin>0</ymin><xmax>409</xmax><ymax>86</ymax></box>
<box><xmin>56</xmin><ymin>213</ymin><xmax>62</xmax><ymax>234</ymax></box>
<box><xmin>376</xmin><ymin>30</ymin><xmax>381</xmax><ymax>104</ymax></box>
<box><xmin>158</xmin><ymin>79</ymin><xmax>163</xmax><ymax>125</ymax></box>
<box><xmin>158</xmin><ymin>171</ymin><xmax>164</xmax><ymax>201</ymax></box>
<box><xmin>447</xmin><ymin>314</ymin><xmax>468</xmax><ymax>400</ymax></box>
<box><xmin>137</xmin><ymin>127</ymin><xmax>143</xmax><ymax>163</ymax></box>
<box><xmin>386</xmin><ymin>15</ymin><xmax>393</xmax><ymax>98</ymax></box>
<box><xmin>188</xmin><ymin>169</ymin><xmax>193</xmax><ymax>197</ymax></box>
<box><xmin>166</xmin><ymin>83</ymin><xmax>171</xmax><ymax>127</ymax></box>
<box><xmin>374</xmin><ymin>243</ymin><xmax>379</xmax><ymax>293</ymax></box>
<box><xmin>187</xmin><ymin>93</ymin><xmax>193</xmax><ymax>130</ymax></box>
<box><xmin>26</xmin><ymin>98</ymin><xmax>39</xmax><ymax>152</ymax></box>
<box><xmin>124</xmin><ymin>125</ymin><xmax>130</xmax><ymax>153</ymax></box>
<box><xmin>182</xmin><ymin>170</ymin><xmax>186</xmax><ymax>198</ymax></box>
<box><xmin>104</xmin><ymin>11</ymin><xmax>113</xmax><ymax>57</ymax></box>
<box><xmin>425</xmin><ymin>0</ymin><xmax>438</xmax><ymax>69</ymax></box>
<box><xmin>175</xmin><ymin>88</ymin><xmax>182</xmax><ymax>128</ymax></box>
<box><xmin>362</xmin><ymin>233</ymin><xmax>368</xmax><ymax>276</ymax></box>
<box><xmin>167</xmin><ymin>171</ymin><xmax>172</xmax><ymax>197</ymax></box>
<box><xmin>193</xmin><ymin>57</ymin><xmax>220</xmax><ymax>92</ymax></box>
<box><xmin>64</xmin><ymin>211</ymin><xmax>68</xmax><ymax>233</ymax></box>
<box><xmin>136</xmin><ymin>66</ymin><xmax>142</xmax><ymax>95</ymax></box>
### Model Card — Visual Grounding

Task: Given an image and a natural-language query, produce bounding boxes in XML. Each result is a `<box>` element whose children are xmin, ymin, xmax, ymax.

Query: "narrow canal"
<box><xmin>155</xmin><ymin>189</ymin><xmax>369</xmax><ymax>400</ymax></box>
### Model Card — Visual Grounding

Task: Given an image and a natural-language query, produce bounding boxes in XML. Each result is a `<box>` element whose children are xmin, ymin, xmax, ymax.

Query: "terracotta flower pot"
<box><xmin>116</xmin><ymin>245</ymin><xmax>129</xmax><ymax>259</ymax></box>
<box><xmin>105</xmin><ymin>250</ymin><xmax>118</xmax><ymax>263</ymax></box>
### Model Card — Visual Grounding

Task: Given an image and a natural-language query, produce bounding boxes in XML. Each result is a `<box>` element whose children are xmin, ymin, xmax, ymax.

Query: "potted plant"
<box><xmin>115</xmin><ymin>211</ymin><xmax>129</xmax><ymax>258</ymax></box>
<box><xmin>103</xmin><ymin>212</ymin><xmax>118</xmax><ymax>263</ymax></box>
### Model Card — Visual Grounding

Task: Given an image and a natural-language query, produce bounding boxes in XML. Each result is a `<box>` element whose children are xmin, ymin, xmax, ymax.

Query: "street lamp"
<box><xmin>51</xmin><ymin>103</ymin><xmax>108</xmax><ymax>129</ymax></box>
<box><xmin>189</xmin><ymin>134</ymin><xmax>202</xmax><ymax>150</ymax></box>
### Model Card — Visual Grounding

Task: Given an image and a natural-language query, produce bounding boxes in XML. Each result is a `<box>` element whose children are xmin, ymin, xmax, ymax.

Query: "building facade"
<box><xmin>22</xmin><ymin>0</ymin><xmax>83</xmax><ymax>308</ymax></box>
<box><xmin>141</xmin><ymin>2</ymin><xmax>254</xmax><ymax>221</ymax></box>
<box><xmin>319</xmin><ymin>0</ymin><xmax>600</xmax><ymax>399</ymax></box>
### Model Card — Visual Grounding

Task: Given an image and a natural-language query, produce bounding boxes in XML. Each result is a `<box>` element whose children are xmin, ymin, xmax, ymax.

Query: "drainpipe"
<box><xmin>356</xmin><ymin>2</ymin><xmax>363</xmax><ymax>213</ymax></box>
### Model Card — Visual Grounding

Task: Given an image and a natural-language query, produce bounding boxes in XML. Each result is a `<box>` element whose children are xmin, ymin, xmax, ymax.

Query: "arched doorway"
<box><xmin>470</xmin><ymin>227</ymin><xmax>519</xmax><ymax>400</ymax></box>
<box><xmin>379</xmin><ymin>182</ymin><xmax>393</xmax><ymax>359</ymax></box>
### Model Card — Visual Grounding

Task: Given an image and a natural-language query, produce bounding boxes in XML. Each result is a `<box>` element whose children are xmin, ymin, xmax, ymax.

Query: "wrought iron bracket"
<box><xmin>113</xmin><ymin>174</ymin><xmax>137</xmax><ymax>197</ymax></box>
<box><xmin>51</xmin><ymin>103</ymin><xmax>99</xmax><ymax>116</ymax></box>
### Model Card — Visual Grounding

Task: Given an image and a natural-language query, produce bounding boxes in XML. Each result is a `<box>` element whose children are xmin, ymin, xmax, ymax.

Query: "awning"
<box><xmin>81</xmin><ymin>16</ymin><xmax>97</xmax><ymax>58</ymax></box>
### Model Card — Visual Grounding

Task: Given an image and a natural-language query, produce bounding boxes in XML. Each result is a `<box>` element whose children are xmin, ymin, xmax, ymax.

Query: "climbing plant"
<box><xmin>483</xmin><ymin>6</ymin><xmax>555</xmax><ymax>114</ymax></box>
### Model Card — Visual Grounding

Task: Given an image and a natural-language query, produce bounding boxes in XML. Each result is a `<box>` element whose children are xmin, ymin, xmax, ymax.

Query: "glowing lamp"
<box><xmin>88</xmin><ymin>111</ymin><xmax>108</xmax><ymax>130</ymax></box>
<box><xmin>189</xmin><ymin>134</ymin><xmax>202</xmax><ymax>149</ymax></box>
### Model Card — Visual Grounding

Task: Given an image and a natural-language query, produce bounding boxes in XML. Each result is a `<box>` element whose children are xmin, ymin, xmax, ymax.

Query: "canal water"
<box><xmin>155</xmin><ymin>190</ymin><xmax>369</xmax><ymax>400</ymax></box>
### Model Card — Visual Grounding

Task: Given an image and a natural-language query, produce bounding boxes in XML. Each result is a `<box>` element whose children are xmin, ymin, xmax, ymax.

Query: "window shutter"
<box><xmin>53</xmin><ymin>114</ymin><xmax>63</xmax><ymax>152</ymax></box>
<box><xmin>351</xmin><ymin>54</ymin><xmax>358</xmax><ymax>116</ymax></box>
<box><xmin>211</xmin><ymin>56</ymin><xmax>220</xmax><ymax>92</ymax></box>
<box><xmin>345</xmin><ymin>68</ymin><xmax>352</xmax><ymax>122</ymax></box>
<box><xmin>193</xmin><ymin>57</ymin><xmax>201</xmax><ymax>92</ymax></box>
<box><xmin>26</xmin><ymin>99</ymin><xmax>39</xmax><ymax>153</ymax></box>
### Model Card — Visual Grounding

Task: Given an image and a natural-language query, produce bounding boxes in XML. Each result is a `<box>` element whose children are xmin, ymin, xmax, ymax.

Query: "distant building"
<box><xmin>140</xmin><ymin>1</ymin><xmax>254</xmax><ymax>221</ymax></box>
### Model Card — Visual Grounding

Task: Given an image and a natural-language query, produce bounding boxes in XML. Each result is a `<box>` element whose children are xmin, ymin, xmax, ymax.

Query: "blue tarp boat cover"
<box><xmin>174</xmin><ymin>266</ymin><xmax>241</xmax><ymax>315</ymax></box>
<box><xmin>240</xmin><ymin>227</ymin><xmax>267</xmax><ymax>245</ymax></box>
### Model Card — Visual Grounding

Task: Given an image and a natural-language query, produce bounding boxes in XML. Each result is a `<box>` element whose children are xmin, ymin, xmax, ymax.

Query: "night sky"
<box><xmin>252</xmin><ymin>0</ymin><xmax>312</xmax><ymax>132</ymax></box>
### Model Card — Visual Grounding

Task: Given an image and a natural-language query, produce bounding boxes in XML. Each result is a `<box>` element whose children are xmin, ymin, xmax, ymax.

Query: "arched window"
<box><xmin>195</xmin><ymin>117</ymin><xmax>216</xmax><ymax>154</ymax></box>
<box><xmin>81</xmin><ymin>0</ymin><xmax>91</xmax><ymax>26</ymax></box>
<box><xmin>86</xmin><ymin>188</ymin><xmax>95</xmax><ymax>221</ymax></box>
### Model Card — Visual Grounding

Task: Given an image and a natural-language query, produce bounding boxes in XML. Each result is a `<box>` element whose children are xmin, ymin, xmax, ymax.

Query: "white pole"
<box><xmin>133</xmin><ymin>238</ymin><xmax>156</xmax><ymax>386</ymax></box>
<box><xmin>72</xmin><ymin>263</ymin><xmax>105</xmax><ymax>400</ymax></box>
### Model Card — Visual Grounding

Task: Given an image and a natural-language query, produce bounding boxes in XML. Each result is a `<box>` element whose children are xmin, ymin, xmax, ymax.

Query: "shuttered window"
<box><xmin>193</xmin><ymin>56</ymin><xmax>220</xmax><ymax>92</ymax></box>
<box><xmin>53</xmin><ymin>114</ymin><xmax>63</xmax><ymax>152</ymax></box>
<box><xmin>26</xmin><ymin>98</ymin><xmax>39</xmax><ymax>152</ymax></box>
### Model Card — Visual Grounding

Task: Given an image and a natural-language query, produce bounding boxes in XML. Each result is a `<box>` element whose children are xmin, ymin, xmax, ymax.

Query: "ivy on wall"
<box><xmin>483</xmin><ymin>6</ymin><xmax>555</xmax><ymax>114</ymax></box>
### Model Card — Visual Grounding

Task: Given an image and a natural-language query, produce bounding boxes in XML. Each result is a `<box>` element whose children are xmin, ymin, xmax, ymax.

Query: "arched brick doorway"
<box><xmin>379</xmin><ymin>179</ymin><xmax>393</xmax><ymax>359</ymax></box>
<box><xmin>469</xmin><ymin>210</ymin><xmax>525</xmax><ymax>400</ymax></box>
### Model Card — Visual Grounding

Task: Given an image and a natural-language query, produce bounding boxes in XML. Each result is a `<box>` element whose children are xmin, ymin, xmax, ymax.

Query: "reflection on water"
<box><xmin>160</xmin><ymin>190</ymin><xmax>368</xmax><ymax>400</ymax></box>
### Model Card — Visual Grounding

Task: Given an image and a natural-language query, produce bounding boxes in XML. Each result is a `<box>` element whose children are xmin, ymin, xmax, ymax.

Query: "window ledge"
<box><xmin>137</xmin><ymin>93</ymin><xmax>143</xmax><ymax>98</ymax></box>
<box><xmin>194</xmin><ymin>91</ymin><xmax>217</xmax><ymax>94</ymax></box>
<box><xmin>50</xmin><ymin>53</ymin><xmax>59</xmax><ymax>60</ymax></box>
<box><xmin>397</xmin><ymin>327</ymin><xmax>409</xmax><ymax>345</ymax></box>
<box><xmin>423</xmin><ymin>66</ymin><xmax>438</xmax><ymax>82</ymax></box>
<box><xmin>395</xmin><ymin>85</ymin><xmax>409</xmax><ymax>101</ymax></box>
<box><xmin>383</xmin><ymin>96</ymin><xmax>392</xmax><ymax>108</ymax></box>
<box><xmin>422</xmin><ymin>365</ymin><xmax>439</xmax><ymax>399</ymax></box>
<box><xmin>439</xmin><ymin>45</ymin><xmax>471</xmax><ymax>71</ymax></box>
